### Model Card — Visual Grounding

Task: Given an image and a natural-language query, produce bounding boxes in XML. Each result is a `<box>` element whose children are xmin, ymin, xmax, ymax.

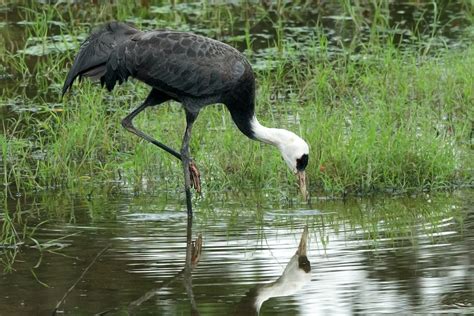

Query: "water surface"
<box><xmin>1</xmin><ymin>191</ymin><xmax>472</xmax><ymax>315</ymax></box>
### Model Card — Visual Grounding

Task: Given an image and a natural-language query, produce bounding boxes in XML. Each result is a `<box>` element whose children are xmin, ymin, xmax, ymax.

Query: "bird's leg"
<box><xmin>121</xmin><ymin>90</ymin><xmax>201</xmax><ymax>192</ymax></box>
<box><xmin>121</xmin><ymin>90</ymin><xmax>182</xmax><ymax>160</ymax></box>
<box><xmin>181</xmin><ymin>111</ymin><xmax>199</xmax><ymax>216</ymax></box>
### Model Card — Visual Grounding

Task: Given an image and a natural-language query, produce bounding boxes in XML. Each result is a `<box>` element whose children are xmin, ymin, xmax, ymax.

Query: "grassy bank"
<box><xmin>0</xmin><ymin>1</ymin><xmax>473</xmax><ymax>198</ymax></box>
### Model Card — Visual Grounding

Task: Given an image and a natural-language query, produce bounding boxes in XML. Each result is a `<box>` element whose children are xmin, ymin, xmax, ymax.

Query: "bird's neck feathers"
<box><xmin>250</xmin><ymin>117</ymin><xmax>293</xmax><ymax>149</ymax></box>
<box><xmin>225</xmin><ymin>96</ymin><xmax>308</xmax><ymax>170</ymax></box>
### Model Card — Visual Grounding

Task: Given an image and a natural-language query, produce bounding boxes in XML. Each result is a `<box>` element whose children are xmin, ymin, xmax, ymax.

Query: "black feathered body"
<box><xmin>63</xmin><ymin>22</ymin><xmax>256</xmax><ymax>139</ymax></box>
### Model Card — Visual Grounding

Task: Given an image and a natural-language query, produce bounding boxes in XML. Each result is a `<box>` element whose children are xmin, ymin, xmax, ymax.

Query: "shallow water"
<box><xmin>1</xmin><ymin>191</ymin><xmax>472</xmax><ymax>315</ymax></box>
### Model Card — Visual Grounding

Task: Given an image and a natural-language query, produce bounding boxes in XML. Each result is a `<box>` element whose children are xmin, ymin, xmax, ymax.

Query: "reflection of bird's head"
<box><xmin>296</xmin><ymin>225</ymin><xmax>311</xmax><ymax>273</ymax></box>
<box><xmin>299</xmin><ymin>256</ymin><xmax>311</xmax><ymax>273</ymax></box>
<box><xmin>234</xmin><ymin>227</ymin><xmax>312</xmax><ymax>315</ymax></box>
<box><xmin>275</xmin><ymin>252</ymin><xmax>311</xmax><ymax>297</ymax></box>
<box><xmin>279</xmin><ymin>226</ymin><xmax>311</xmax><ymax>285</ymax></box>
<box><xmin>252</xmin><ymin>227</ymin><xmax>312</xmax><ymax>314</ymax></box>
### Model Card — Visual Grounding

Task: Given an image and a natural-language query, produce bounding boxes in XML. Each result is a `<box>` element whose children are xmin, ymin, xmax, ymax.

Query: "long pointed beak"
<box><xmin>296</xmin><ymin>226</ymin><xmax>308</xmax><ymax>256</ymax></box>
<box><xmin>297</xmin><ymin>170</ymin><xmax>308</xmax><ymax>200</ymax></box>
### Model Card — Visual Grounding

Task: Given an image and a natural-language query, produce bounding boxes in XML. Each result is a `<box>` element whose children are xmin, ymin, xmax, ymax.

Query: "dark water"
<box><xmin>1</xmin><ymin>191</ymin><xmax>472</xmax><ymax>315</ymax></box>
<box><xmin>2</xmin><ymin>1</ymin><xmax>472</xmax><ymax>51</ymax></box>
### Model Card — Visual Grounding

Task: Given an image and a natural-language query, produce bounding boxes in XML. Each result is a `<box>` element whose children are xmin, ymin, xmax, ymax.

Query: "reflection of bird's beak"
<box><xmin>296</xmin><ymin>226</ymin><xmax>308</xmax><ymax>256</ymax></box>
<box><xmin>297</xmin><ymin>170</ymin><xmax>308</xmax><ymax>200</ymax></box>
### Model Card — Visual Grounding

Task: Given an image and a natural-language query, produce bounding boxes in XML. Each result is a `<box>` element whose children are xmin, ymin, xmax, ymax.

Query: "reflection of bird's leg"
<box><xmin>127</xmin><ymin>232</ymin><xmax>203</xmax><ymax>313</ymax></box>
<box><xmin>191</xmin><ymin>234</ymin><xmax>203</xmax><ymax>268</ymax></box>
<box><xmin>181</xmin><ymin>110</ymin><xmax>199</xmax><ymax>216</ymax></box>
<box><xmin>183</xmin><ymin>202</ymin><xmax>200</xmax><ymax>315</ymax></box>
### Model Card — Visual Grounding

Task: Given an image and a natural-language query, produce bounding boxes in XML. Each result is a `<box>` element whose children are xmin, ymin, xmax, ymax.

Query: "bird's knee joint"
<box><xmin>181</xmin><ymin>150</ymin><xmax>191</xmax><ymax>161</ymax></box>
<box><xmin>121</xmin><ymin>119</ymin><xmax>133</xmax><ymax>130</ymax></box>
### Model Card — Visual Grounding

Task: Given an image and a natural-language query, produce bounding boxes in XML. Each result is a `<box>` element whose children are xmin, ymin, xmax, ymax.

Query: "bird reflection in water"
<box><xmin>126</xmin><ymin>215</ymin><xmax>203</xmax><ymax>315</ymax></box>
<box><xmin>234</xmin><ymin>226</ymin><xmax>312</xmax><ymax>315</ymax></box>
<box><xmin>124</xmin><ymin>225</ymin><xmax>311</xmax><ymax>315</ymax></box>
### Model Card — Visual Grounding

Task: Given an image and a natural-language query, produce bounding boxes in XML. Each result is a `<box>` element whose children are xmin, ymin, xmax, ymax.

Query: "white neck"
<box><xmin>250</xmin><ymin>116</ymin><xmax>286</xmax><ymax>148</ymax></box>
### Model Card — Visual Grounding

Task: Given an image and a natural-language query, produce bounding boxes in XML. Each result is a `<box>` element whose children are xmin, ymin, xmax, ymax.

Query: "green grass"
<box><xmin>0</xmin><ymin>0</ymin><xmax>473</xmax><ymax>198</ymax></box>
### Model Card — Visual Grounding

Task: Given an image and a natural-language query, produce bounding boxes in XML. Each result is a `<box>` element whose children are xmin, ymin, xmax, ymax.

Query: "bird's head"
<box><xmin>248</xmin><ymin>117</ymin><xmax>309</xmax><ymax>198</ymax></box>
<box><xmin>276</xmin><ymin>130</ymin><xmax>310</xmax><ymax>199</ymax></box>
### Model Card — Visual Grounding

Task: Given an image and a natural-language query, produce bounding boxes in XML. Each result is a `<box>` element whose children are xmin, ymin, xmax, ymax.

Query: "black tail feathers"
<box><xmin>62</xmin><ymin>22</ymin><xmax>140</xmax><ymax>96</ymax></box>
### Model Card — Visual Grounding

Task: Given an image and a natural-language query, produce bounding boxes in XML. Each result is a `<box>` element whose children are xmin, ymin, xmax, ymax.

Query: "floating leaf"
<box><xmin>18</xmin><ymin>34</ymin><xmax>86</xmax><ymax>56</ymax></box>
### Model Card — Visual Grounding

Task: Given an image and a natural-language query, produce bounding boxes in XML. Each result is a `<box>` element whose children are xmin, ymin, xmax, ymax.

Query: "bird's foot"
<box><xmin>189</xmin><ymin>160</ymin><xmax>201</xmax><ymax>194</ymax></box>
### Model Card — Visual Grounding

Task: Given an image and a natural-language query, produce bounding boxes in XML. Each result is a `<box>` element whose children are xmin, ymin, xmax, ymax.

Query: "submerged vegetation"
<box><xmin>0</xmin><ymin>0</ymin><xmax>473</xmax><ymax>199</ymax></box>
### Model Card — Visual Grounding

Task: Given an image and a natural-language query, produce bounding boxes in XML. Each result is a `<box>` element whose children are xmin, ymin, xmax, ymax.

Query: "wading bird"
<box><xmin>63</xmin><ymin>22</ymin><xmax>309</xmax><ymax>213</ymax></box>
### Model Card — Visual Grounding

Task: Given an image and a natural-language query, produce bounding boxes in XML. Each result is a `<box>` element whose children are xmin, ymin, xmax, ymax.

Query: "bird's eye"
<box><xmin>298</xmin><ymin>256</ymin><xmax>311</xmax><ymax>273</ymax></box>
<box><xmin>296</xmin><ymin>154</ymin><xmax>309</xmax><ymax>171</ymax></box>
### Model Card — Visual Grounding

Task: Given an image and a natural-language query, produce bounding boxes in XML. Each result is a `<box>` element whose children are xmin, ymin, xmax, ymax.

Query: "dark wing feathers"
<box><xmin>102</xmin><ymin>31</ymin><xmax>248</xmax><ymax>98</ymax></box>
<box><xmin>62</xmin><ymin>22</ymin><xmax>140</xmax><ymax>95</ymax></box>
<box><xmin>64</xmin><ymin>23</ymin><xmax>250</xmax><ymax>100</ymax></box>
